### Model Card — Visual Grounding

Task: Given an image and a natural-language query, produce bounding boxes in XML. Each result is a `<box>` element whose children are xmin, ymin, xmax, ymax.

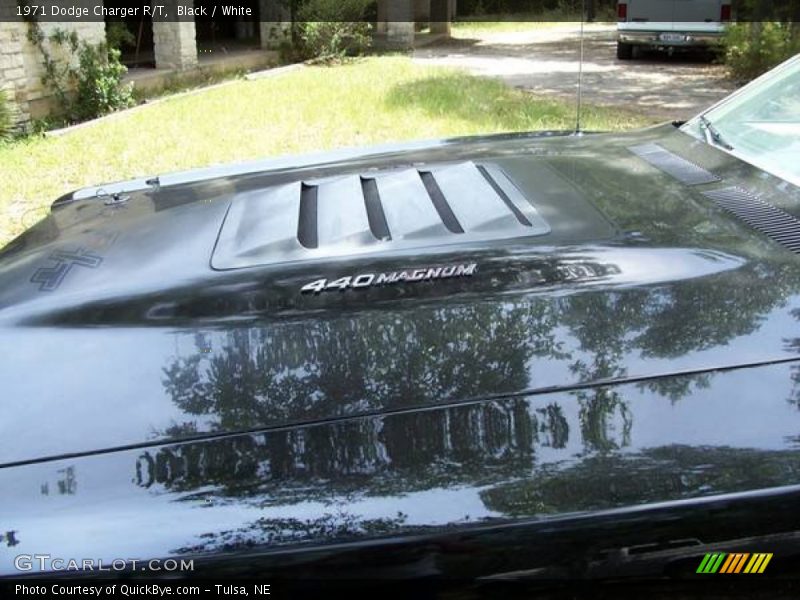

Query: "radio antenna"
<box><xmin>575</xmin><ymin>0</ymin><xmax>586</xmax><ymax>134</ymax></box>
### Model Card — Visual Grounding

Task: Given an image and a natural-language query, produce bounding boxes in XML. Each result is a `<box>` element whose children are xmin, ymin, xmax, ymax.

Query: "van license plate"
<box><xmin>660</xmin><ymin>33</ymin><xmax>687</xmax><ymax>42</ymax></box>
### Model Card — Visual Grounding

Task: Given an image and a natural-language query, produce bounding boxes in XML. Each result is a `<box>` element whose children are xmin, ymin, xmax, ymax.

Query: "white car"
<box><xmin>616</xmin><ymin>0</ymin><xmax>732</xmax><ymax>59</ymax></box>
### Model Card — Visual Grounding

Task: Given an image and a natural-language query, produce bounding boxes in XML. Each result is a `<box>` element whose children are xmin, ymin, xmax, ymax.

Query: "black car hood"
<box><xmin>2</xmin><ymin>123</ymin><xmax>800</xmax><ymax>469</ymax></box>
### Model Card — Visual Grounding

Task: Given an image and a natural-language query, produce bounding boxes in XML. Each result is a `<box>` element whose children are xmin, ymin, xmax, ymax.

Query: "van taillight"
<box><xmin>618</xmin><ymin>2</ymin><xmax>627</xmax><ymax>20</ymax></box>
<box><xmin>720</xmin><ymin>4</ymin><xmax>731</xmax><ymax>21</ymax></box>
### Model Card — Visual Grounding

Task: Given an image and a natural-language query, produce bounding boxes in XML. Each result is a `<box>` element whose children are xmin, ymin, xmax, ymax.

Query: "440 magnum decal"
<box><xmin>301</xmin><ymin>263</ymin><xmax>477</xmax><ymax>294</ymax></box>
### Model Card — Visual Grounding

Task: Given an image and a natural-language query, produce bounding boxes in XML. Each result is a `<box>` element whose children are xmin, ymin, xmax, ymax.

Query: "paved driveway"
<box><xmin>414</xmin><ymin>24</ymin><xmax>735</xmax><ymax>122</ymax></box>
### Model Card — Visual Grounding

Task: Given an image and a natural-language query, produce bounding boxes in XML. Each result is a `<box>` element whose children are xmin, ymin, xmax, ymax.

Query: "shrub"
<box><xmin>723</xmin><ymin>22</ymin><xmax>800</xmax><ymax>82</ymax></box>
<box><xmin>72</xmin><ymin>42</ymin><xmax>134</xmax><ymax>121</ymax></box>
<box><xmin>105</xmin><ymin>21</ymin><xmax>136</xmax><ymax>53</ymax></box>
<box><xmin>0</xmin><ymin>89</ymin><xmax>11</xmax><ymax>140</ymax></box>
<box><xmin>28</xmin><ymin>25</ymin><xmax>134</xmax><ymax>123</ymax></box>
<box><xmin>297</xmin><ymin>0</ymin><xmax>373</xmax><ymax>63</ymax></box>
<box><xmin>455</xmin><ymin>0</ymin><xmax>616</xmax><ymax>18</ymax></box>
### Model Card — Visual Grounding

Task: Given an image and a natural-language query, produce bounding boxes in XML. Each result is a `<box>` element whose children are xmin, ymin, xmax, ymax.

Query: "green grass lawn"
<box><xmin>452</xmin><ymin>20</ymin><xmax>581</xmax><ymax>36</ymax></box>
<box><xmin>451</xmin><ymin>18</ymin><xmax>615</xmax><ymax>37</ymax></box>
<box><xmin>0</xmin><ymin>56</ymin><xmax>654</xmax><ymax>247</ymax></box>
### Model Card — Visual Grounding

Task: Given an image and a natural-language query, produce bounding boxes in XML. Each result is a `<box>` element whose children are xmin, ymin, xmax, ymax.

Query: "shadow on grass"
<box><xmin>384</xmin><ymin>72</ymin><xmax>576</xmax><ymax>132</ymax></box>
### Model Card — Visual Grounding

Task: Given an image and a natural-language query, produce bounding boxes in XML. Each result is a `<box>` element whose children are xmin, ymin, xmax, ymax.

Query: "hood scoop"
<box><xmin>212</xmin><ymin>161</ymin><xmax>550</xmax><ymax>270</ymax></box>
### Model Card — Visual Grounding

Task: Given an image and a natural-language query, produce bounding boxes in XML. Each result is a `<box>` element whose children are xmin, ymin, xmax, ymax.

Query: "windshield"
<box><xmin>683</xmin><ymin>54</ymin><xmax>800</xmax><ymax>187</ymax></box>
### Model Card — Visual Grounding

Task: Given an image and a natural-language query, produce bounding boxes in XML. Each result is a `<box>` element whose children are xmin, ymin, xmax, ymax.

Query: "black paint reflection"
<box><xmin>162</xmin><ymin>299</ymin><xmax>564</xmax><ymax>435</ymax></box>
<box><xmin>136</xmin><ymin>398</ymin><xmax>570</xmax><ymax>497</ymax></box>
<box><xmin>148</xmin><ymin>242</ymin><xmax>800</xmax><ymax>553</ymax></box>
<box><xmin>174</xmin><ymin>512</ymin><xmax>412</xmax><ymax>555</ymax></box>
<box><xmin>162</xmin><ymin>254</ymin><xmax>799</xmax><ymax>439</ymax></box>
<box><xmin>134</xmin><ymin>396</ymin><xmax>610</xmax><ymax>551</ymax></box>
<box><xmin>40</xmin><ymin>466</ymin><xmax>77</xmax><ymax>497</ymax></box>
<box><xmin>0</xmin><ymin>531</ymin><xmax>19</xmax><ymax>548</ymax></box>
<box><xmin>132</xmin><ymin>378</ymin><xmax>800</xmax><ymax>555</ymax></box>
<box><xmin>785</xmin><ymin>308</ymin><xmax>800</xmax><ymax>409</ymax></box>
<box><xmin>482</xmin><ymin>444</ymin><xmax>800</xmax><ymax>516</ymax></box>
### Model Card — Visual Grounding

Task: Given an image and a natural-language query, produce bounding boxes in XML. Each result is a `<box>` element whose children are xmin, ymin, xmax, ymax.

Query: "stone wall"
<box><xmin>153</xmin><ymin>1</ymin><xmax>198</xmax><ymax>70</ymax></box>
<box><xmin>23</xmin><ymin>21</ymin><xmax>107</xmax><ymax>118</ymax></box>
<box><xmin>0</xmin><ymin>21</ymin><xmax>30</xmax><ymax>130</ymax></box>
<box><xmin>259</xmin><ymin>0</ymin><xmax>292</xmax><ymax>50</ymax></box>
<box><xmin>0</xmin><ymin>18</ymin><xmax>106</xmax><ymax>129</ymax></box>
<box><xmin>385</xmin><ymin>0</ymin><xmax>415</xmax><ymax>49</ymax></box>
<box><xmin>152</xmin><ymin>21</ymin><xmax>198</xmax><ymax>70</ymax></box>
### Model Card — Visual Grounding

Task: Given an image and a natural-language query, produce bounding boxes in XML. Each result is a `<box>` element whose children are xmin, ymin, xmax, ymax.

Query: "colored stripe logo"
<box><xmin>697</xmin><ymin>553</ymin><xmax>773</xmax><ymax>574</ymax></box>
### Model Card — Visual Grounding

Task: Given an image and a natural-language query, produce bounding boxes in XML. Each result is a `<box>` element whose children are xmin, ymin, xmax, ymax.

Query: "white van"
<box><xmin>616</xmin><ymin>0</ymin><xmax>732</xmax><ymax>59</ymax></box>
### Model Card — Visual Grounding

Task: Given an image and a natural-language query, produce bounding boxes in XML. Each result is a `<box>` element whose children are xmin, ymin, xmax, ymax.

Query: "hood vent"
<box><xmin>212</xmin><ymin>161</ymin><xmax>550</xmax><ymax>269</ymax></box>
<box><xmin>629</xmin><ymin>143</ymin><xmax>720</xmax><ymax>186</ymax></box>
<box><xmin>703</xmin><ymin>186</ymin><xmax>800</xmax><ymax>253</ymax></box>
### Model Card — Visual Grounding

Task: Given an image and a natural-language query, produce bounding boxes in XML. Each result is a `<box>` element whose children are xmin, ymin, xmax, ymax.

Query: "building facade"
<box><xmin>0</xmin><ymin>0</ymin><xmax>453</xmax><ymax>130</ymax></box>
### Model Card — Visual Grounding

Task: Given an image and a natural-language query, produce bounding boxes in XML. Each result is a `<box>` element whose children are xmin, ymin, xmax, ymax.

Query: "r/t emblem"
<box><xmin>30</xmin><ymin>248</ymin><xmax>103</xmax><ymax>291</ymax></box>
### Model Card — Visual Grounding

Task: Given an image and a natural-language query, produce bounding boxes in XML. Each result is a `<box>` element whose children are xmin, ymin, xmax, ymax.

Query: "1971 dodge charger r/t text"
<box><xmin>1</xmin><ymin>55</ymin><xmax>800</xmax><ymax>588</ymax></box>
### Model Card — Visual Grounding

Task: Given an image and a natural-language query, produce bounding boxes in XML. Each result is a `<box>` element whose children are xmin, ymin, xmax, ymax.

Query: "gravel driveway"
<box><xmin>414</xmin><ymin>24</ymin><xmax>736</xmax><ymax>122</ymax></box>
